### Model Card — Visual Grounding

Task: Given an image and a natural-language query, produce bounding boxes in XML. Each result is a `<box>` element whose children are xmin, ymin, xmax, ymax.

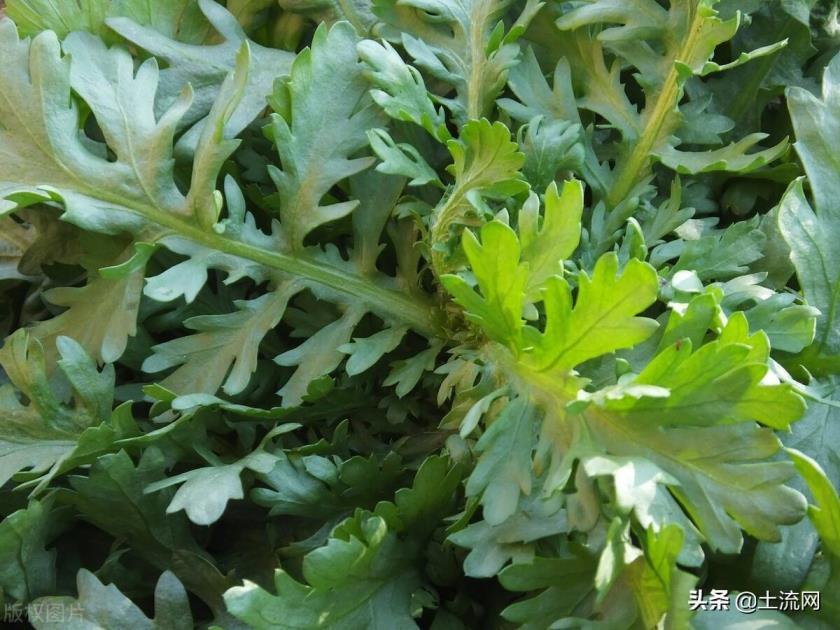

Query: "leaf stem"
<box><xmin>85</xmin><ymin>194</ymin><xmax>445</xmax><ymax>338</ymax></box>
<box><xmin>606</xmin><ymin>5</ymin><xmax>705</xmax><ymax>208</ymax></box>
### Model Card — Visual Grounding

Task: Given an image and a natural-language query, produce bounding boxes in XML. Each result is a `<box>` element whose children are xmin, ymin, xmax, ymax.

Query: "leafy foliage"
<box><xmin>0</xmin><ymin>0</ymin><xmax>838</xmax><ymax>627</ymax></box>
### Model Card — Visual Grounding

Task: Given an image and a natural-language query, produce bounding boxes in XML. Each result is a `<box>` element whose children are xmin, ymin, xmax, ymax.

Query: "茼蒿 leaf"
<box><xmin>0</xmin><ymin>1</ymin><xmax>837</xmax><ymax>627</ymax></box>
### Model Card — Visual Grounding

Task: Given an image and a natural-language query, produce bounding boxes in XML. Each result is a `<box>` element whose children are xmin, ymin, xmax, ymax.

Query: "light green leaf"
<box><xmin>340</xmin><ymin>326</ymin><xmax>408</xmax><ymax>376</ymax></box>
<box><xmin>7</xmin><ymin>0</ymin><xmax>214</xmax><ymax>43</ymax></box>
<box><xmin>500</xmin><ymin>49</ymin><xmax>608</xmax><ymax>196</ymax></box>
<box><xmin>383</xmin><ymin>341</ymin><xmax>443</xmax><ymax>397</ymax></box>
<box><xmin>518</xmin><ymin>117</ymin><xmax>584</xmax><ymax>191</ymax></box>
<box><xmin>587</xmin><ymin>402</ymin><xmax>806</xmax><ymax>554</ymax></box>
<box><xmin>499</xmin><ymin>551</ymin><xmax>596</xmax><ymax>629</ymax></box>
<box><xmin>671</xmin><ymin>218</ymin><xmax>766</xmax><ymax>281</ymax></box>
<box><xmin>143</xmin><ymin>286</ymin><xmax>299</xmax><ymax>396</ymax></box>
<box><xmin>275</xmin><ymin>308</ymin><xmax>365</xmax><ymax>406</ymax></box>
<box><xmin>30</xmin><ymin>569</ymin><xmax>193</xmax><ymax>630</ymax></box>
<box><xmin>582</xmin><ymin>456</ymin><xmax>704</xmax><ymax>566</ymax></box>
<box><xmin>267</xmin><ymin>22</ymin><xmax>383</xmax><ymax>250</ymax></box>
<box><xmin>235</xmin><ymin>457</ymin><xmax>459</xmax><ymax>628</ymax></box>
<box><xmin>146</xmin><ymin>449</ymin><xmax>279</xmax><ymax>526</ymax></box>
<box><xmin>372</xmin><ymin>0</ymin><xmax>542</xmax><ymax>121</ymax></box>
<box><xmin>751</xmin><ymin>376</ymin><xmax>840</xmax><ymax>590</ymax></box>
<box><xmin>430</xmin><ymin>118</ymin><xmax>526</xmax><ymax>272</ymax></box>
<box><xmin>0</xmin><ymin>17</ymin><xmax>245</xmax><ymax>239</ymax></box>
<box><xmin>367</xmin><ymin>128</ymin><xmax>442</xmax><ymax>187</ymax></box>
<box><xmin>465</xmin><ymin>397</ymin><xmax>538</xmax><ymax>525</ymax></box>
<box><xmin>0</xmin><ymin>332</ymin><xmax>114</xmax><ymax>488</ymax></box>
<box><xmin>357</xmin><ymin>39</ymin><xmax>450</xmax><ymax>142</ymax></box>
<box><xmin>744</xmin><ymin>292</ymin><xmax>818</xmax><ymax>353</ymax></box>
<box><xmin>446</xmin><ymin>119</ymin><xmax>526</xmax><ymax>194</ymax></box>
<box><xmin>225</xmin><ymin>516</ymin><xmax>421</xmax><ymax>629</ymax></box>
<box><xmin>107</xmin><ymin>0</ymin><xmax>294</xmax><ymax>145</ymax></box>
<box><xmin>786</xmin><ymin>54</ymin><xmax>840</xmax><ymax>218</ymax></box>
<box><xmin>6</xmin><ymin>0</ymin><xmax>110</xmax><ymax>39</ymax></box>
<box><xmin>779</xmin><ymin>178</ymin><xmax>840</xmax><ymax>370</ymax></box>
<box><xmin>450</xmin><ymin>489</ymin><xmax>567</xmax><ymax>578</ymax></box>
<box><xmin>606</xmin><ymin>314</ymin><xmax>805</xmax><ymax>431</ymax></box>
<box><xmin>229</xmin><ymin>455</ymin><xmax>458</xmax><ymax>629</ymax></box>
<box><xmin>654</xmin><ymin>133</ymin><xmax>789</xmax><ymax>175</ymax></box>
<box><xmin>31</xmin><ymin>264</ymin><xmax>145</xmax><ymax>364</ymax></box>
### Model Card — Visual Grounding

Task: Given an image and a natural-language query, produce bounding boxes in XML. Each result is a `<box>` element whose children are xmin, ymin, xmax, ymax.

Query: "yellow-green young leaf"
<box><xmin>526</xmin><ymin>254</ymin><xmax>659</xmax><ymax>371</ymax></box>
<box><xmin>441</xmin><ymin>221</ymin><xmax>528</xmax><ymax>345</ymax></box>
<box><xmin>519</xmin><ymin>179</ymin><xmax>584</xmax><ymax>297</ymax></box>
<box><xmin>430</xmin><ymin>119</ymin><xmax>527</xmax><ymax>266</ymax></box>
<box><xmin>446</xmin><ymin>119</ymin><xmax>526</xmax><ymax>191</ymax></box>
<box><xmin>606</xmin><ymin>314</ymin><xmax>806</xmax><ymax>431</ymax></box>
<box><xmin>787</xmin><ymin>448</ymin><xmax>840</xmax><ymax>560</ymax></box>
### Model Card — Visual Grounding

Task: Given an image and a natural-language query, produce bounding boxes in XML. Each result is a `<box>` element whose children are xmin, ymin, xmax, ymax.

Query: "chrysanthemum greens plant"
<box><xmin>0</xmin><ymin>0</ymin><xmax>839</xmax><ymax>627</ymax></box>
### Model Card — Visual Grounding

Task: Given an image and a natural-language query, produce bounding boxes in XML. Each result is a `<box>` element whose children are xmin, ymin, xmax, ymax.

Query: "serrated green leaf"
<box><xmin>7</xmin><ymin>0</ymin><xmax>214</xmax><ymax>44</ymax></box>
<box><xmin>671</xmin><ymin>218</ymin><xmax>766</xmax><ymax>281</ymax></box>
<box><xmin>275</xmin><ymin>307</ymin><xmax>365</xmax><ymax>406</ymax></box>
<box><xmin>31</xmin><ymin>264</ymin><xmax>145</xmax><ymax>364</ymax></box>
<box><xmin>498</xmin><ymin>551</ymin><xmax>596</xmax><ymax>628</ymax></box>
<box><xmin>340</xmin><ymin>326</ymin><xmax>408</xmax><ymax>376</ymax></box>
<box><xmin>441</xmin><ymin>221</ymin><xmax>528</xmax><ymax>345</ymax></box>
<box><xmin>228</xmin><ymin>458</ymin><xmax>458</xmax><ymax>628</ymax></box>
<box><xmin>464</xmin><ymin>397</ymin><xmax>538</xmax><ymax>525</ymax></box>
<box><xmin>450</xmin><ymin>488</ymin><xmax>567</xmax><ymax>578</ymax></box>
<box><xmin>0</xmin><ymin>500</ymin><xmax>55</xmax><ymax>603</ymax></box>
<box><xmin>357</xmin><ymin>39</ymin><xmax>450</xmax><ymax>142</ymax></box>
<box><xmin>107</xmin><ymin>0</ymin><xmax>293</xmax><ymax>147</ymax></box>
<box><xmin>527</xmin><ymin>255</ymin><xmax>659</xmax><ymax>371</ymax></box>
<box><xmin>367</xmin><ymin>128</ymin><xmax>442</xmax><ymax>187</ymax></box>
<box><xmin>30</xmin><ymin>569</ymin><xmax>193</xmax><ymax>630</ymax></box>
<box><xmin>146</xmin><ymin>449</ymin><xmax>278</xmax><ymax>526</ymax></box>
<box><xmin>266</xmin><ymin>22</ymin><xmax>383</xmax><ymax>250</ymax></box>
<box><xmin>654</xmin><ymin>133</ymin><xmax>789</xmax><ymax>174</ymax></box>
<box><xmin>144</xmin><ymin>286</ymin><xmax>299</xmax><ymax>396</ymax></box>
<box><xmin>0</xmin><ymin>332</ymin><xmax>114</xmax><ymax>488</ymax></box>
<box><xmin>519</xmin><ymin>179</ymin><xmax>583</xmax><ymax>298</ymax></box>
<box><xmin>373</xmin><ymin>0</ymin><xmax>541</xmax><ymax>121</ymax></box>
<box><xmin>787</xmin><ymin>448</ymin><xmax>840</xmax><ymax>560</ymax></box>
